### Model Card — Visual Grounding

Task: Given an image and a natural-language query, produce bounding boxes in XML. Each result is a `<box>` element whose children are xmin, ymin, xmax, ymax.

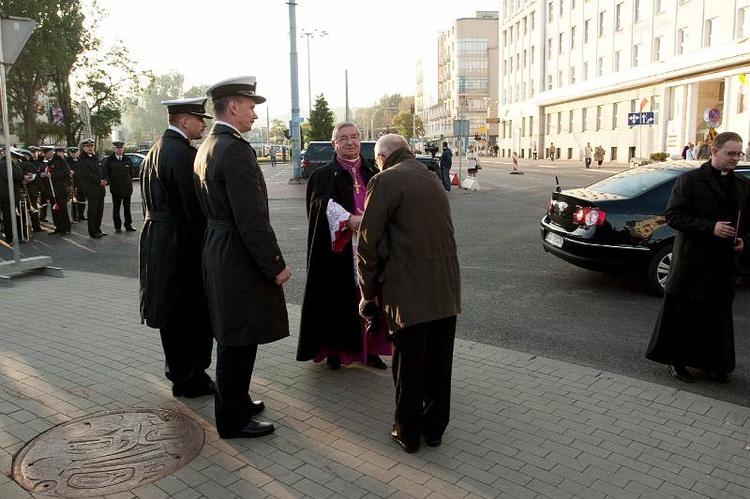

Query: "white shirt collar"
<box><xmin>168</xmin><ymin>125</ymin><xmax>188</xmax><ymax>139</ymax></box>
<box><xmin>214</xmin><ymin>120</ymin><xmax>242</xmax><ymax>136</ymax></box>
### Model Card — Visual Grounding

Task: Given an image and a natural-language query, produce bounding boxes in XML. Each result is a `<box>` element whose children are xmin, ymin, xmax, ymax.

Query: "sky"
<box><xmin>95</xmin><ymin>0</ymin><xmax>499</xmax><ymax>119</ymax></box>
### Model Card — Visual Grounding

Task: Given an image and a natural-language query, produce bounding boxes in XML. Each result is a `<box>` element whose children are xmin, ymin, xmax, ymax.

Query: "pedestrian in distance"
<box><xmin>685</xmin><ymin>142</ymin><xmax>696</xmax><ymax>160</ymax></box>
<box><xmin>358</xmin><ymin>133</ymin><xmax>461</xmax><ymax>454</ymax></box>
<box><xmin>104</xmin><ymin>140</ymin><xmax>136</xmax><ymax>233</ymax></box>
<box><xmin>268</xmin><ymin>144</ymin><xmax>277</xmax><ymax>167</ymax></box>
<box><xmin>140</xmin><ymin>97</ymin><xmax>216</xmax><ymax>399</ymax></box>
<box><xmin>549</xmin><ymin>142</ymin><xmax>555</xmax><ymax>161</ymax></box>
<box><xmin>594</xmin><ymin>145</ymin><xmax>605</xmax><ymax>167</ymax></box>
<box><xmin>297</xmin><ymin>122</ymin><xmax>391</xmax><ymax>371</ymax></box>
<box><xmin>584</xmin><ymin>142</ymin><xmax>593</xmax><ymax>168</ymax></box>
<box><xmin>439</xmin><ymin>141</ymin><xmax>452</xmax><ymax>191</ymax></box>
<box><xmin>194</xmin><ymin>75</ymin><xmax>292</xmax><ymax>439</ymax></box>
<box><xmin>76</xmin><ymin>139</ymin><xmax>108</xmax><ymax>238</ymax></box>
<box><xmin>646</xmin><ymin>131</ymin><xmax>749</xmax><ymax>384</ymax></box>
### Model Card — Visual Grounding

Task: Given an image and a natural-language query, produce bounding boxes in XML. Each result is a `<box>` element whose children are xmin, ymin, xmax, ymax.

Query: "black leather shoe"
<box><xmin>219</xmin><ymin>420</ymin><xmax>275</xmax><ymax>439</ymax></box>
<box><xmin>125</xmin><ymin>226</ymin><xmax>137</xmax><ymax>232</ymax></box>
<box><xmin>98</xmin><ymin>232</ymin><xmax>108</xmax><ymax>236</ymax></box>
<box><xmin>249</xmin><ymin>399</ymin><xmax>265</xmax><ymax>416</ymax></box>
<box><xmin>366</xmin><ymin>354</ymin><xmax>387</xmax><ymax>370</ymax></box>
<box><xmin>91</xmin><ymin>233</ymin><xmax>104</xmax><ymax>239</ymax></box>
<box><xmin>173</xmin><ymin>379</ymin><xmax>216</xmax><ymax>398</ymax></box>
<box><xmin>667</xmin><ymin>365</ymin><xmax>694</xmax><ymax>383</ymax></box>
<box><xmin>327</xmin><ymin>356</ymin><xmax>341</xmax><ymax>370</ymax></box>
<box><xmin>115</xmin><ymin>228</ymin><xmax>122</xmax><ymax>233</ymax></box>
<box><xmin>707</xmin><ymin>372</ymin><xmax>729</xmax><ymax>383</ymax></box>
<box><xmin>391</xmin><ymin>428</ymin><xmax>419</xmax><ymax>454</ymax></box>
<box><xmin>424</xmin><ymin>436</ymin><xmax>442</xmax><ymax>447</ymax></box>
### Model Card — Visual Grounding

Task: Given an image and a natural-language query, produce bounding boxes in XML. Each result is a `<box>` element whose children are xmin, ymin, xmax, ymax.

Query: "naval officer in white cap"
<box><xmin>140</xmin><ymin>97</ymin><xmax>216</xmax><ymax>401</ymax></box>
<box><xmin>194</xmin><ymin>76</ymin><xmax>292</xmax><ymax>439</ymax></box>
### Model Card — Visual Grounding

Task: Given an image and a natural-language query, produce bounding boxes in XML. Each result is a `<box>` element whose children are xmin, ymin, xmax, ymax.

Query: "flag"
<box><xmin>740</xmin><ymin>73</ymin><xmax>748</xmax><ymax>85</ymax></box>
<box><xmin>640</xmin><ymin>98</ymin><xmax>648</xmax><ymax>112</ymax></box>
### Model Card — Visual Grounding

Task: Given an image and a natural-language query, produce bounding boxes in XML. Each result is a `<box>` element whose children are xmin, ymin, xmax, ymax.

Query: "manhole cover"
<box><xmin>13</xmin><ymin>408</ymin><xmax>204</xmax><ymax>497</ymax></box>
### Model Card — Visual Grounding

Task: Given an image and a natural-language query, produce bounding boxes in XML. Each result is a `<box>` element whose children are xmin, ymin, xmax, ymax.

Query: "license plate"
<box><xmin>545</xmin><ymin>231</ymin><xmax>564</xmax><ymax>248</ymax></box>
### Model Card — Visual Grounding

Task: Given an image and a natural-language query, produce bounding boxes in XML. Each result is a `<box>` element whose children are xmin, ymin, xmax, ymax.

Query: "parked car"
<box><xmin>540</xmin><ymin>160</ymin><xmax>750</xmax><ymax>294</ymax></box>
<box><xmin>126</xmin><ymin>153</ymin><xmax>146</xmax><ymax>179</ymax></box>
<box><xmin>415</xmin><ymin>154</ymin><xmax>440</xmax><ymax>174</ymax></box>
<box><xmin>300</xmin><ymin>140</ymin><xmax>376</xmax><ymax>178</ymax></box>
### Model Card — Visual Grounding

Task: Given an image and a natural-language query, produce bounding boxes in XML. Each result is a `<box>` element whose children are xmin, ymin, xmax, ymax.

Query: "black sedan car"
<box><xmin>541</xmin><ymin>160</ymin><xmax>750</xmax><ymax>294</ymax></box>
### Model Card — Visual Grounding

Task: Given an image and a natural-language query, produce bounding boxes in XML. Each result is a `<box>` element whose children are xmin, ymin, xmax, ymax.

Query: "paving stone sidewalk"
<box><xmin>1</xmin><ymin>271</ymin><xmax>749</xmax><ymax>498</ymax></box>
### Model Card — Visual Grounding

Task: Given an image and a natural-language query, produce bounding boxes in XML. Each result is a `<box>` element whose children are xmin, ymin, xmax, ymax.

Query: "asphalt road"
<box><xmin>3</xmin><ymin>158</ymin><xmax>749</xmax><ymax>407</ymax></box>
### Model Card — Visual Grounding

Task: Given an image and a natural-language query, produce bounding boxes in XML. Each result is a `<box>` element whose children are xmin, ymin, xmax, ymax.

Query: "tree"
<box><xmin>269</xmin><ymin>119</ymin><xmax>287</xmax><ymax>144</ymax></box>
<box><xmin>124</xmin><ymin>72</ymin><xmax>186</xmax><ymax>144</ymax></box>
<box><xmin>4</xmin><ymin>0</ymin><xmax>92</xmax><ymax>145</ymax></box>
<box><xmin>307</xmin><ymin>94</ymin><xmax>335</xmax><ymax>141</ymax></box>
<box><xmin>75</xmin><ymin>42</ymin><xmax>141</xmax><ymax>146</ymax></box>
<box><xmin>392</xmin><ymin>110</ymin><xmax>424</xmax><ymax>141</ymax></box>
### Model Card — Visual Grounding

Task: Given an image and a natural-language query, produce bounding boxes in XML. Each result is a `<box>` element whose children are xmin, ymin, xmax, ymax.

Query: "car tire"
<box><xmin>646</xmin><ymin>246</ymin><xmax>672</xmax><ymax>295</ymax></box>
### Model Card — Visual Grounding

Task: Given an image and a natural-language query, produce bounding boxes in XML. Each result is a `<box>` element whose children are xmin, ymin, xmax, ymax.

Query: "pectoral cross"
<box><xmin>352</xmin><ymin>175</ymin><xmax>362</xmax><ymax>194</ymax></box>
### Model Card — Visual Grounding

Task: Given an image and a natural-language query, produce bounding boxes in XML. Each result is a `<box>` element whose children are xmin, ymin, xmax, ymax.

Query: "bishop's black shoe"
<box><xmin>327</xmin><ymin>356</ymin><xmax>341</xmax><ymax>370</ymax></box>
<box><xmin>249</xmin><ymin>399</ymin><xmax>265</xmax><ymax>416</ymax></box>
<box><xmin>366</xmin><ymin>354</ymin><xmax>387</xmax><ymax>370</ymax></box>
<box><xmin>125</xmin><ymin>225</ymin><xmax>137</xmax><ymax>232</ymax></box>
<box><xmin>667</xmin><ymin>365</ymin><xmax>694</xmax><ymax>383</ymax></box>
<box><xmin>172</xmin><ymin>379</ymin><xmax>216</xmax><ymax>398</ymax></box>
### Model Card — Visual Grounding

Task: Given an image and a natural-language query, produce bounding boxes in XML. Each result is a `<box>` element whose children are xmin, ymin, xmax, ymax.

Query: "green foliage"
<box><xmin>307</xmin><ymin>94</ymin><xmax>335</xmax><ymax>141</ymax></box>
<box><xmin>649</xmin><ymin>152</ymin><xmax>670</xmax><ymax>162</ymax></box>
<box><xmin>124</xmin><ymin>72</ymin><xmax>187</xmax><ymax>143</ymax></box>
<box><xmin>392</xmin><ymin>110</ymin><xmax>424</xmax><ymax>141</ymax></box>
<box><xmin>269</xmin><ymin>119</ymin><xmax>287</xmax><ymax>144</ymax></box>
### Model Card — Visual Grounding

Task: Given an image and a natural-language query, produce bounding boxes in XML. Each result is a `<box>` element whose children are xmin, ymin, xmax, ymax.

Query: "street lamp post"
<box><xmin>300</xmin><ymin>28</ymin><xmax>327</xmax><ymax>118</ymax></box>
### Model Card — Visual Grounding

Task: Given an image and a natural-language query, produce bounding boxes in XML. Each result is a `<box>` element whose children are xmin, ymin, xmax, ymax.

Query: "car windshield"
<box><xmin>587</xmin><ymin>168</ymin><xmax>684</xmax><ymax>197</ymax></box>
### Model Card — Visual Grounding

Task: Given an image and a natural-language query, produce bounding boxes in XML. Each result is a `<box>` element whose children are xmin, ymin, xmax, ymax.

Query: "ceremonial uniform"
<box><xmin>140</xmin><ymin>97</ymin><xmax>215</xmax><ymax>398</ymax></box>
<box><xmin>76</xmin><ymin>139</ymin><xmax>107</xmax><ymax>237</ymax></box>
<box><xmin>104</xmin><ymin>142</ymin><xmax>135</xmax><ymax>232</ymax></box>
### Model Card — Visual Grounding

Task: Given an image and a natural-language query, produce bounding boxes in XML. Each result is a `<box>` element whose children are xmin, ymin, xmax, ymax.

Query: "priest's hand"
<box><xmin>275</xmin><ymin>266</ymin><xmax>292</xmax><ymax>285</ymax></box>
<box><xmin>346</xmin><ymin>209</ymin><xmax>364</xmax><ymax>232</ymax></box>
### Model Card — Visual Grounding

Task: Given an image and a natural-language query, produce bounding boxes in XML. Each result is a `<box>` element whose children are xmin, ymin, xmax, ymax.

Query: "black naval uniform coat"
<box><xmin>76</xmin><ymin>151</ymin><xmax>107</xmax><ymax>236</ymax></box>
<box><xmin>104</xmin><ymin>153</ymin><xmax>134</xmax><ymax>197</ymax></box>
<box><xmin>140</xmin><ymin>128</ymin><xmax>211</xmax><ymax>330</ymax></box>
<box><xmin>297</xmin><ymin>155</ymin><xmax>379</xmax><ymax>361</ymax></box>
<box><xmin>193</xmin><ymin>123</ymin><xmax>289</xmax><ymax>347</ymax></box>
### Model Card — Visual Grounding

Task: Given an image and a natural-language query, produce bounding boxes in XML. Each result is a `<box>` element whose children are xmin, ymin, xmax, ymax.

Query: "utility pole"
<box><xmin>287</xmin><ymin>2</ymin><xmax>302</xmax><ymax>180</ymax></box>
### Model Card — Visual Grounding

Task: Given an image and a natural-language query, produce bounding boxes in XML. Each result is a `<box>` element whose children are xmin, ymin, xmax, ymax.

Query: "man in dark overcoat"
<box><xmin>297</xmin><ymin>122</ymin><xmax>390</xmax><ymax>370</ymax></box>
<box><xmin>66</xmin><ymin>146</ymin><xmax>86</xmax><ymax>223</ymax></box>
<box><xmin>104</xmin><ymin>140</ymin><xmax>135</xmax><ymax>233</ymax></box>
<box><xmin>140</xmin><ymin>97</ymin><xmax>215</xmax><ymax>398</ymax></box>
<box><xmin>76</xmin><ymin>139</ymin><xmax>107</xmax><ymax>238</ymax></box>
<box><xmin>194</xmin><ymin>76</ymin><xmax>292</xmax><ymax>439</ymax></box>
<box><xmin>358</xmin><ymin>134</ymin><xmax>462</xmax><ymax>454</ymax></box>
<box><xmin>646</xmin><ymin>131</ymin><xmax>750</xmax><ymax>383</ymax></box>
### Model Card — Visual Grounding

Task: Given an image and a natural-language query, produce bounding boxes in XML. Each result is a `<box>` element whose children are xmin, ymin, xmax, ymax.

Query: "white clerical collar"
<box><xmin>168</xmin><ymin>125</ymin><xmax>188</xmax><ymax>139</ymax></box>
<box><xmin>214</xmin><ymin>120</ymin><xmax>242</xmax><ymax>135</ymax></box>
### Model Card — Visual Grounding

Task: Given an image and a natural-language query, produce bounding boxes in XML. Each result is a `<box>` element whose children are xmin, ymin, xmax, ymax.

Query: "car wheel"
<box><xmin>647</xmin><ymin>246</ymin><xmax>672</xmax><ymax>294</ymax></box>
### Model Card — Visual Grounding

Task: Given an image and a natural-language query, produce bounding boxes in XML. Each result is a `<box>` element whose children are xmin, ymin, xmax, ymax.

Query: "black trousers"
<box><xmin>112</xmin><ymin>194</ymin><xmax>132</xmax><ymax>229</ymax></box>
<box><xmin>215</xmin><ymin>343</ymin><xmax>259</xmax><ymax>434</ymax></box>
<box><xmin>50</xmin><ymin>197</ymin><xmax>71</xmax><ymax>232</ymax></box>
<box><xmin>87</xmin><ymin>195</ymin><xmax>104</xmax><ymax>236</ymax></box>
<box><xmin>0</xmin><ymin>199</ymin><xmax>12</xmax><ymax>242</ymax></box>
<box><xmin>159</xmin><ymin>325</ymin><xmax>213</xmax><ymax>386</ymax></box>
<box><xmin>391</xmin><ymin>316</ymin><xmax>457</xmax><ymax>443</ymax></box>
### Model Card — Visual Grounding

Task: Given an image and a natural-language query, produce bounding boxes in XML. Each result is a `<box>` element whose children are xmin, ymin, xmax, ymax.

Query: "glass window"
<box><xmin>634</xmin><ymin>0</ymin><xmax>642</xmax><ymax>22</ymax></box>
<box><xmin>582</xmin><ymin>108</ymin><xmax>588</xmax><ymax>131</ymax></box>
<box><xmin>570</xmin><ymin>66</ymin><xmax>576</xmax><ymax>84</ymax></box>
<box><xmin>616</xmin><ymin>3</ymin><xmax>624</xmax><ymax>30</ymax></box>
<box><xmin>559</xmin><ymin>33</ymin><xmax>564</xmax><ymax>54</ymax></box>
<box><xmin>584</xmin><ymin>19</ymin><xmax>590</xmax><ymax>43</ymax></box>
<box><xmin>596</xmin><ymin>105</ymin><xmax>603</xmax><ymax>130</ymax></box>
<box><xmin>614</xmin><ymin>50</ymin><xmax>621</xmax><ymax>72</ymax></box>
<box><xmin>549</xmin><ymin>2</ymin><xmax>554</xmax><ymax>22</ymax></box>
<box><xmin>568</xmin><ymin>110</ymin><xmax>574</xmax><ymax>131</ymax></box>
<box><xmin>598</xmin><ymin>56</ymin><xmax>605</xmax><ymax>76</ymax></box>
<box><xmin>571</xmin><ymin>26</ymin><xmax>577</xmax><ymax>49</ymax></box>
<box><xmin>599</xmin><ymin>11</ymin><xmax>606</xmax><ymax>37</ymax></box>
<box><xmin>677</xmin><ymin>28</ymin><xmax>688</xmax><ymax>54</ymax></box>
<box><xmin>705</xmin><ymin>18</ymin><xmax>718</xmax><ymax>47</ymax></box>
<box><xmin>588</xmin><ymin>168</ymin><xmax>683</xmax><ymax>197</ymax></box>
<box><xmin>547</xmin><ymin>113</ymin><xmax>552</xmax><ymax>134</ymax></box>
<box><xmin>612</xmin><ymin>102</ymin><xmax>620</xmax><ymax>129</ymax></box>
<box><xmin>653</xmin><ymin>36</ymin><xmax>662</xmax><ymax>61</ymax></box>
<box><xmin>583</xmin><ymin>61</ymin><xmax>588</xmax><ymax>81</ymax></box>
<box><xmin>557</xmin><ymin>112</ymin><xmax>562</xmax><ymax>133</ymax></box>
<box><xmin>738</xmin><ymin>7</ymin><xmax>750</xmax><ymax>38</ymax></box>
<box><xmin>632</xmin><ymin>44</ymin><xmax>641</xmax><ymax>67</ymax></box>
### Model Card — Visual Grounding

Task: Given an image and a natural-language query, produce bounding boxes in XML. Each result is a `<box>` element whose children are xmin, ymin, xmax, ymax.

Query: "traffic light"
<box><xmin>410</xmin><ymin>104</ymin><xmax>415</xmax><ymax>114</ymax></box>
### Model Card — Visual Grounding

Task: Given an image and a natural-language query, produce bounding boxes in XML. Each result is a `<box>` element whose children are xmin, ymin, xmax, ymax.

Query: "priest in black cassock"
<box><xmin>297</xmin><ymin>122</ymin><xmax>391</xmax><ymax>370</ymax></box>
<box><xmin>646</xmin><ymin>131</ymin><xmax>750</xmax><ymax>383</ymax></box>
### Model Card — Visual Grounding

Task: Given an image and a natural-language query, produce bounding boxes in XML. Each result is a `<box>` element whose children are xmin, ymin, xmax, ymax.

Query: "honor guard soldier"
<box><xmin>40</xmin><ymin>146</ymin><xmax>71</xmax><ymax>235</ymax></box>
<box><xmin>19</xmin><ymin>148</ymin><xmax>43</xmax><ymax>233</ymax></box>
<box><xmin>66</xmin><ymin>146</ymin><xmax>86</xmax><ymax>222</ymax></box>
<box><xmin>77</xmin><ymin>138</ymin><xmax>108</xmax><ymax>238</ymax></box>
<box><xmin>140</xmin><ymin>97</ymin><xmax>216</xmax><ymax>399</ymax></box>
<box><xmin>0</xmin><ymin>148</ymin><xmax>24</xmax><ymax>244</ymax></box>
<box><xmin>194</xmin><ymin>76</ymin><xmax>292</xmax><ymax>439</ymax></box>
<box><xmin>104</xmin><ymin>140</ymin><xmax>135</xmax><ymax>233</ymax></box>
